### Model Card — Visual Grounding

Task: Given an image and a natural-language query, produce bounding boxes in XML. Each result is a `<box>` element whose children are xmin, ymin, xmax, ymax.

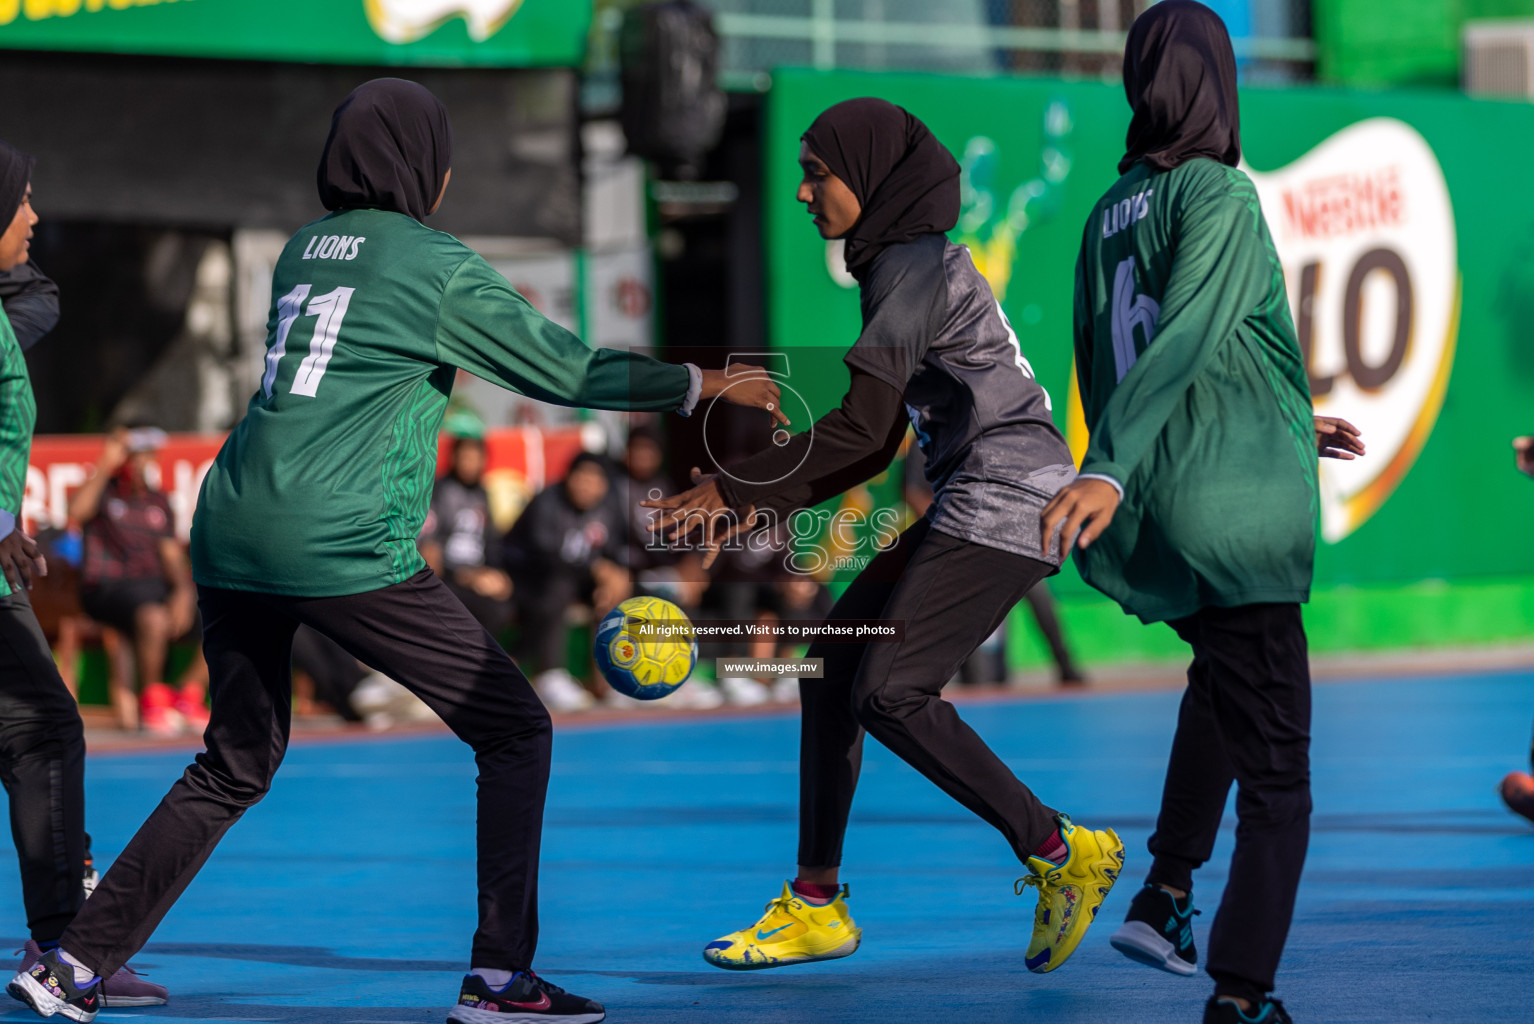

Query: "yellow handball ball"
<box><xmin>593</xmin><ymin>596</ymin><xmax>698</xmax><ymax>700</ymax></box>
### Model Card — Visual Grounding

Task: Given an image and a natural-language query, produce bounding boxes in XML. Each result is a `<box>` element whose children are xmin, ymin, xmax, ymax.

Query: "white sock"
<box><xmin>57</xmin><ymin>949</ymin><xmax>96</xmax><ymax>986</ymax></box>
<box><xmin>471</xmin><ymin>967</ymin><xmax>515</xmax><ymax>989</ymax></box>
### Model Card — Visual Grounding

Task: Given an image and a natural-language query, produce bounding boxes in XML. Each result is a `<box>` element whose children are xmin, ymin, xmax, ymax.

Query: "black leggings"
<box><xmin>1147</xmin><ymin>603</ymin><xmax>1311</xmax><ymax>1003</ymax></box>
<box><xmin>61</xmin><ymin>570</ymin><xmax>551</xmax><ymax>977</ymax></box>
<box><xmin>0</xmin><ymin>586</ymin><xmax>86</xmax><ymax>943</ymax></box>
<box><xmin>798</xmin><ymin>517</ymin><xmax>1059</xmax><ymax>869</ymax></box>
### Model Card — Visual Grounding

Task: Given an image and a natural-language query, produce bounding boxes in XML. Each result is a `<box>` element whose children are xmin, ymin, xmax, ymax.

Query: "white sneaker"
<box><xmin>350</xmin><ymin>672</ymin><xmax>437</xmax><ymax>727</ymax></box>
<box><xmin>717</xmin><ymin>676</ymin><xmax>771</xmax><ymax>706</ymax></box>
<box><xmin>771</xmin><ymin>676</ymin><xmax>801</xmax><ymax>704</ymax></box>
<box><xmin>535</xmin><ymin>669</ymin><xmax>595</xmax><ymax>712</ymax></box>
<box><xmin>669</xmin><ymin>679</ymin><xmax>725</xmax><ymax>710</ymax></box>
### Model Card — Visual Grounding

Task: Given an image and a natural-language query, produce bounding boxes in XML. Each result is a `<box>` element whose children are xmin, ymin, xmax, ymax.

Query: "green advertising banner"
<box><xmin>0</xmin><ymin>0</ymin><xmax>591</xmax><ymax>67</ymax></box>
<box><xmin>766</xmin><ymin>69</ymin><xmax>1534</xmax><ymax>659</ymax></box>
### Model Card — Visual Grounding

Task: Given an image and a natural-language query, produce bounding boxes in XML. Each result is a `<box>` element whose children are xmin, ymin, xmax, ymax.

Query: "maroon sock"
<box><xmin>1032</xmin><ymin>829</ymin><xmax>1068</xmax><ymax>863</ymax></box>
<box><xmin>792</xmin><ymin>879</ymin><xmax>840</xmax><ymax>903</ymax></box>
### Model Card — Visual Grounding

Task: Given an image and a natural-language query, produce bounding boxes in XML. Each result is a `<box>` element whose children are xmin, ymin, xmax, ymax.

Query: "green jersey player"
<box><xmin>1040</xmin><ymin>5</ymin><xmax>1363</xmax><ymax>1024</ymax></box>
<box><xmin>7</xmin><ymin>80</ymin><xmax>778</xmax><ymax>1024</ymax></box>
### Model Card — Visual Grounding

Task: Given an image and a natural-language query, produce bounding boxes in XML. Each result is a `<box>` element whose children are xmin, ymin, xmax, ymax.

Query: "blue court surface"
<box><xmin>4</xmin><ymin>669</ymin><xmax>1533</xmax><ymax>1023</ymax></box>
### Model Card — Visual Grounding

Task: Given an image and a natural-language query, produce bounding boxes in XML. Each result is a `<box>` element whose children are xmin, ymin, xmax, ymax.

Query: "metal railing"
<box><xmin>695</xmin><ymin>0</ymin><xmax>1314</xmax><ymax>85</ymax></box>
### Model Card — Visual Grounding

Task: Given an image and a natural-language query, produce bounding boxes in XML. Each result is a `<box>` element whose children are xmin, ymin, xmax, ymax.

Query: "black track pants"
<box><xmin>1146</xmin><ymin>603</ymin><xmax>1311</xmax><ymax>1003</ymax></box>
<box><xmin>61</xmin><ymin>570</ymin><xmax>551</xmax><ymax>977</ymax></box>
<box><xmin>0</xmin><ymin>586</ymin><xmax>86</xmax><ymax>943</ymax></box>
<box><xmin>798</xmin><ymin>517</ymin><xmax>1060</xmax><ymax>868</ymax></box>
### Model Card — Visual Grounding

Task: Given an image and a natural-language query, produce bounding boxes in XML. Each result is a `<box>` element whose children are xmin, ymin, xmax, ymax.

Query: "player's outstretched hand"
<box><xmin>1039</xmin><ymin>478</ymin><xmax>1120</xmax><ymax>560</ymax></box>
<box><xmin>640</xmin><ymin>467</ymin><xmax>757</xmax><ymax>569</ymax></box>
<box><xmin>1515</xmin><ymin>436</ymin><xmax>1534</xmax><ymax>479</ymax></box>
<box><xmin>0</xmin><ymin>528</ymin><xmax>46</xmax><ymax>592</ymax></box>
<box><xmin>1316</xmin><ymin>416</ymin><xmax>1365</xmax><ymax>460</ymax></box>
<box><xmin>700</xmin><ymin>366</ymin><xmax>790</xmax><ymax>427</ymax></box>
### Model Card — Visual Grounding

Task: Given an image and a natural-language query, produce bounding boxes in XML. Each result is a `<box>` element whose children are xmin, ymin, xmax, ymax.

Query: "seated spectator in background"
<box><xmin>68</xmin><ymin>426</ymin><xmax>208</xmax><ymax>736</ymax></box>
<box><xmin>616</xmin><ymin>424</ymin><xmax>708</xmax><ymax>609</ymax></box>
<box><xmin>504</xmin><ymin>452</ymin><xmax>631</xmax><ymax>712</ymax></box>
<box><xmin>701</xmin><ymin>527</ymin><xmax>800</xmax><ymax>707</ymax></box>
<box><xmin>1518</xmin><ymin>436</ymin><xmax>1533</xmax><ymax>479</ymax></box>
<box><xmin>741</xmin><ymin>549</ymin><xmax>835</xmax><ymax>705</ymax></box>
<box><xmin>419</xmin><ymin>428</ymin><xmax>513</xmax><ymax>637</ymax></box>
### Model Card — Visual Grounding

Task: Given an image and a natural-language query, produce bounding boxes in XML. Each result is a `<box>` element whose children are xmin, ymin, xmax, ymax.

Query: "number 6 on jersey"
<box><xmin>262</xmin><ymin>283</ymin><xmax>356</xmax><ymax>399</ymax></box>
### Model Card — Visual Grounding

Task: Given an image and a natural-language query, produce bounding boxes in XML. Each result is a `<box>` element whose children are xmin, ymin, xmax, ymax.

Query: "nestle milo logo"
<box><xmin>1247</xmin><ymin>117</ymin><xmax>1459</xmax><ymax>542</ymax></box>
<box><xmin>364</xmin><ymin>0</ymin><xmax>525</xmax><ymax>44</ymax></box>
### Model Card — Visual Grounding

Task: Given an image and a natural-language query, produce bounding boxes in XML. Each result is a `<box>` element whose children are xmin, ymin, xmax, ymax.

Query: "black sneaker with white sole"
<box><xmin>1203</xmin><ymin>996</ymin><xmax>1293</xmax><ymax>1023</ymax></box>
<box><xmin>446</xmin><ymin>971</ymin><xmax>605</xmax><ymax>1024</ymax></box>
<box><xmin>6</xmin><ymin>949</ymin><xmax>101</xmax><ymax>1022</ymax></box>
<box><xmin>1109</xmin><ymin>883</ymin><xmax>1199</xmax><ymax>976</ymax></box>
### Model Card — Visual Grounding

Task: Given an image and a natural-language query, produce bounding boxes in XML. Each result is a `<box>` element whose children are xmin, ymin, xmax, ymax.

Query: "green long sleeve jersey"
<box><xmin>1072</xmin><ymin>159</ymin><xmax>1317</xmax><ymax>623</ymax></box>
<box><xmin>0</xmin><ymin>308</ymin><xmax>34</xmax><ymax>597</ymax></box>
<box><xmin>192</xmin><ymin>208</ymin><xmax>690</xmax><ymax>597</ymax></box>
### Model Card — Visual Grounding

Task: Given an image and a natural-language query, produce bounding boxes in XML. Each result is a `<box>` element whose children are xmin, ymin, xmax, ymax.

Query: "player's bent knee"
<box><xmin>850</xmin><ymin>680</ymin><xmax>922</xmax><ymax>730</ymax></box>
<box><xmin>186</xmin><ymin>756</ymin><xmax>283</xmax><ymax>808</ymax></box>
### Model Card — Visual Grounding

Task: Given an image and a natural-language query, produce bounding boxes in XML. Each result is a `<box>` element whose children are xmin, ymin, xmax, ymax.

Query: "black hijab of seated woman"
<box><xmin>316</xmin><ymin>77</ymin><xmax>453</xmax><ymax>222</ymax></box>
<box><xmin>1118</xmin><ymin>0</ymin><xmax>1241</xmax><ymax>175</ymax></box>
<box><xmin>802</xmin><ymin>97</ymin><xmax>961</xmax><ymax>283</ymax></box>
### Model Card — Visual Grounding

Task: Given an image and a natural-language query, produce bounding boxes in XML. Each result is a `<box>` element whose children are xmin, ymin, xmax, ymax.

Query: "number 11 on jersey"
<box><xmin>262</xmin><ymin>283</ymin><xmax>356</xmax><ymax>399</ymax></box>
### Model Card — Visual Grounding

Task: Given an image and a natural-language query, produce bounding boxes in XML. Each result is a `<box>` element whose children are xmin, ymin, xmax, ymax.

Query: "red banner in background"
<box><xmin>24</xmin><ymin>426</ymin><xmax>592</xmax><ymax>540</ymax></box>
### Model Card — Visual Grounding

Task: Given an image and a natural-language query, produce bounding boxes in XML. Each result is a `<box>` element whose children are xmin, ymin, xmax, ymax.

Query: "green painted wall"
<box><xmin>1315</xmin><ymin>0</ymin><xmax>1534</xmax><ymax>88</ymax></box>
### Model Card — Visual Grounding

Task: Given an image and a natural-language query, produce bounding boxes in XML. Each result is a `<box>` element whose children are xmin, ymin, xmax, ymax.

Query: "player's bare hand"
<box><xmin>1316</xmin><ymin>416</ymin><xmax>1366</xmax><ymax>460</ymax></box>
<box><xmin>640</xmin><ymin>467</ymin><xmax>757</xmax><ymax>569</ymax></box>
<box><xmin>1515</xmin><ymin>436</ymin><xmax>1534</xmax><ymax>479</ymax></box>
<box><xmin>0</xmin><ymin>529</ymin><xmax>46</xmax><ymax>592</ymax></box>
<box><xmin>699</xmin><ymin>366</ymin><xmax>790</xmax><ymax>427</ymax></box>
<box><xmin>1039</xmin><ymin>478</ymin><xmax>1120</xmax><ymax>559</ymax></box>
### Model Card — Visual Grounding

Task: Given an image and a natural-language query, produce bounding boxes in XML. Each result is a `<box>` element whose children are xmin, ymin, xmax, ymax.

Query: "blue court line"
<box><xmin>2</xmin><ymin>669</ymin><xmax>1532</xmax><ymax>1022</ymax></box>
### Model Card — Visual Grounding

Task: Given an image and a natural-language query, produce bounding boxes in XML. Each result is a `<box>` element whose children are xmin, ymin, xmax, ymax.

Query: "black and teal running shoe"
<box><xmin>1109</xmin><ymin>882</ymin><xmax>1199</xmax><ymax>976</ymax></box>
<box><xmin>1203</xmin><ymin>997</ymin><xmax>1293</xmax><ymax>1023</ymax></box>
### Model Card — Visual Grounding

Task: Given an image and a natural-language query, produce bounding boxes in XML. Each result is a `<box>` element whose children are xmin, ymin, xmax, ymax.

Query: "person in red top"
<box><xmin>67</xmin><ymin>426</ymin><xmax>206</xmax><ymax>736</ymax></box>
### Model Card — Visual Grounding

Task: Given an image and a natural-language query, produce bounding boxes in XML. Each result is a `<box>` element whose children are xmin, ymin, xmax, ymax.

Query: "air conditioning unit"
<box><xmin>1464</xmin><ymin>20</ymin><xmax>1534</xmax><ymax>99</ymax></box>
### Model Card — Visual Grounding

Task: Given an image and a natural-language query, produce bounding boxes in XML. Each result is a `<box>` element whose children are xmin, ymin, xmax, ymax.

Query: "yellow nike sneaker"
<box><xmin>1019</xmin><ymin>813</ymin><xmax>1125</xmax><ymax>973</ymax></box>
<box><xmin>702</xmin><ymin>882</ymin><xmax>862</xmax><ymax>970</ymax></box>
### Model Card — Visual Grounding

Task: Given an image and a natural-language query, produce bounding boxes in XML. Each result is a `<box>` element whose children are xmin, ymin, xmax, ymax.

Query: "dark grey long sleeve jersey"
<box><xmin>720</xmin><ymin>233</ymin><xmax>1077</xmax><ymax>564</ymax></box>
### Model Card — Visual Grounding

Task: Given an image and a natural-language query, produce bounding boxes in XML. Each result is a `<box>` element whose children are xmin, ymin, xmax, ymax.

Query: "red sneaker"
<box><xmin>174</xmin><ymin>681</ymin><xmax>211</xmax><ymax>734</ymax></box>
<box><xmin>1498</xmin><ymin>771</ymin><xmax>1534</xmax><ymax>825</ymax></box>
<box><xmin>139</xmin><ymin>683</ymin><xmax>184</xmax><ymax>738</ymax></box>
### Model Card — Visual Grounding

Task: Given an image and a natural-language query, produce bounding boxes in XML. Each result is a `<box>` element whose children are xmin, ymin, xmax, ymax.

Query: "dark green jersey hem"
<box><xmin>191</xmin><ymin>569</ymin><xmax>409</xmax><ymax>599</ymax></box>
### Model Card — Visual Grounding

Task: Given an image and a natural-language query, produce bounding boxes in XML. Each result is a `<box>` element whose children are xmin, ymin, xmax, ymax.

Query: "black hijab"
<box><xmin>802</xmin><ymin>98</ymin><xmax>960</xmax><ymax>280</ymax></box>
<box><xmin>1119</xmin><ymin>0</ymin><xmax>1241</xmax><ymax>175</ymax></box>
<box><xmin>0</xmin><ymin>141</ymin><xmax>34</xmax><ymax>224</ymax></box>
<box><xmin>317</xmin><ymin>78</ymin><xmax>452</xmax><ymax>222</ymax></box>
